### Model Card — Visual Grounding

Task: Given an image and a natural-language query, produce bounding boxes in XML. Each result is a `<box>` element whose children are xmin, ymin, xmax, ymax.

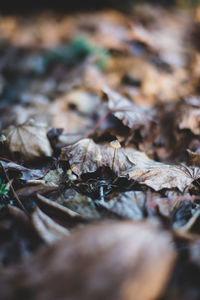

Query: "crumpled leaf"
<box><xmin>0</xmin><ymin>220</ymin><xmax>176</xmax><ymax>300</ymax></box>
<box><xmin>102</xmin><ymin>88</ymin><xmax>153</xmax><ymax>129</ymax></box>
<box><xmin>2</xmin><ymin>119</ymin><xmax>52</xmax><ymax>160</ymax></box>
<box><xmin>61</xmin><ymin>138</ymin><xmax>198</xmax><ymax>192</ymax></box>
<box><xmin>32</xmin><ymin>207</ymin><xmax>69</xmax><ymax>244</ymax></box>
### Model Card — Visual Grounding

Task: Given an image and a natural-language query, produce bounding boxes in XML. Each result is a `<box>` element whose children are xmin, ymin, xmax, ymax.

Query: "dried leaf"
<box><xmin>32</xmin><ymin>207</ymin><xmax>69</xmax><ymax>244</ymax></box>
<box><xmin>0</xmin><ymin>220</ymin><xmax>176</xmax><ymax>300</ymax></box>
<box><xmin>3</xmin><ymin>119</ymin><xmax>52</xmax><ymax>160</ymax></box>
<box><xmin>61</xmin><ymin>138</ymin><xmax>197</xmax><ymax>191</ymax></box>
<box><xmin>60</xmin><ymin>138</ymin><xmax>134</xmax><ymax>176</ymax></box>
<box><xmin>102</xmin><ymin>88</ymin><xmax>153</xmax><ymax>129</ymax></box>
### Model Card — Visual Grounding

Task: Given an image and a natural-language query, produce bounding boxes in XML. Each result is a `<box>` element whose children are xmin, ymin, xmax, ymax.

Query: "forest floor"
<box><xmin>1</xmin><ymin>3</ymin><xmax>200</xmax><ymax>300</ymax></box>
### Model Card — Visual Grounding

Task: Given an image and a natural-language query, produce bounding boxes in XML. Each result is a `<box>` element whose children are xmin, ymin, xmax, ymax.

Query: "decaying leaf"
<box><xmin>2</xmin><ymin>119</ymin><xmax>53</xmax><ymax>160</ymax></box>
<box><xmin>61</xmin><ymin>138</ymin><xmax>198</xmax><ymax>192</ymax></box>
<box><xmin>0</xmin><ymin>220</ymin><xmax>176</xmax><ymax>300</ymax></box>
<box><xmin>102</xmin><ymin>88</ymin><xmax>153</xmax><ymax>129</ymax></box>
<box><xmin>32</xmin><ymin>207</ymin><xmax>69</xmax><ymax>244</ymax></box>
<box><xmin>60</xmin><ymin>138</ymin><xmax>134</xmax><ymax>176</ymax></box>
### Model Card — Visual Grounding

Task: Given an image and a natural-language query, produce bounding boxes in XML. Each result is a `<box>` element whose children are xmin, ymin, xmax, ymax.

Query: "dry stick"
<box><xmin>0</xmin><ymin>162</ymin><xmax>28</xmax><ymax>215</ymax></box>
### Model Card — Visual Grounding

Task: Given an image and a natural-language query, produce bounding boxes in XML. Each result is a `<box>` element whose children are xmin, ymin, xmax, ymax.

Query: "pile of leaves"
<box><xmin>1</xmin><ymin>3</ymin><xmax>200</xmax><ymax>300</ymax></box>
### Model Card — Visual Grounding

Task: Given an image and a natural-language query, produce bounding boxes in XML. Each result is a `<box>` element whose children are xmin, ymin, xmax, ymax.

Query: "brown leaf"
<box><xmin>3</xmin><ymin>119</ymin><xmax>52</xmax><ymax>160</ymax></box>
<box><xmin>32</xmin><ymin>207</ymin><xmax>69</xmax><ymax>244</ymax></box>
<box><xmin>60</xmin><ymin>138</ymin><xmax>134</xmax><ymax>176</ymax></box>
<box><xmin>0</xmin><ymin>220</ymin><xmax>176</xmax><ymax>300</ymax></box>
<box><xmin>102</xmin><ymin>88</ymin><xmax>153</xmax><ymax>129</ymax></box>
<box><xmin>123</xmin><ymin>161</ymin><xmax>197</xmax><ymax>192</ymax></box>
<box><xmin>61</xmin><ymin>138</ymin><xmax>197</xmax><ymax>191</ymax></box>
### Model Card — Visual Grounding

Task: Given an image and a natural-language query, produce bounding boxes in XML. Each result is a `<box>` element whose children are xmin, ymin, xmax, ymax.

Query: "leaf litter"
<box><xmin>0</xmin><ymin>2</ymin><xmax>200</xmax><ymax>300</ymax></box>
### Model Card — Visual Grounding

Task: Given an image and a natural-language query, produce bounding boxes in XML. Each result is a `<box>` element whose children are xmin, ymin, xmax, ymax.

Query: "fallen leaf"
<box><xmin>61</xmin><ymin>138</ymin><xmax>198</xmax><ymax>192</ymax></box>
<box><xmin>0</xmin><ymin>220</ymin><xmax>176</xmax><ymax>300</ymax></box>
<box><xmin>60</xmin><ymin>138</ymin><xmax>134</xmax><ymax>176</ymax></box>
<box><xmin>32</xmin><ymin>207</ymin><xmax>69</xmax><ymax>244</ymax></box>
<box><xmin>102</xmin><ymin>88</ymin><xmax>153</xmax><ymax>129</ymax></box>
<box><xmin>3</xmin><ymin>119</ymin><xmax>53</xmax><ymax>160</ymax></box>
